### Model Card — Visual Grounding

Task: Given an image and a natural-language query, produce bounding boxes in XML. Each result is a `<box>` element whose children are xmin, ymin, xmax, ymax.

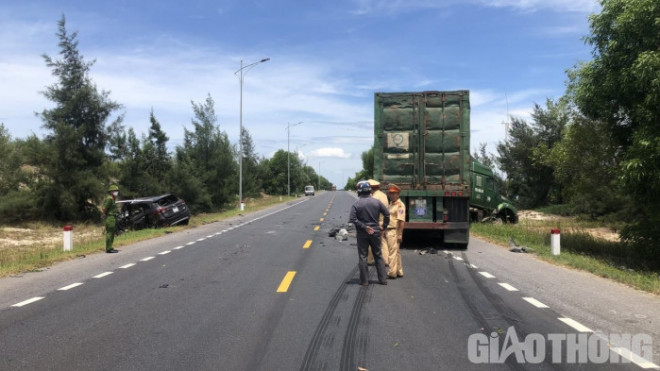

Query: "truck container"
<box><xmin>374</xmin><ymin>91</ymin><xmax>471</xmax><ymax>248</ymax></box>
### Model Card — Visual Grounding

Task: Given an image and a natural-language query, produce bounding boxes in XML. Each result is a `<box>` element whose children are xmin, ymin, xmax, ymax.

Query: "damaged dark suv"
<box><xmin>116</xmin><ymin>194</ymin><xmax>190</xmax><ymax>231</ymax></box>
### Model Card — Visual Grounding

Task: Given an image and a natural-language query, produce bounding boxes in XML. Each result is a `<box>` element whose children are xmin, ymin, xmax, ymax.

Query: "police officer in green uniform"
<box><xmin>103</xmin><ymin>185</ymin><xmax>120</xmax><ymax>253</ymax></box>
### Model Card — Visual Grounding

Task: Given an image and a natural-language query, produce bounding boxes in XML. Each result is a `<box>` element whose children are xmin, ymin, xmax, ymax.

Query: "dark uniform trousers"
<box><xmin>357</xmin><ymin>231</ymin><xmax>388</xmax><ymax>284</ymax></box>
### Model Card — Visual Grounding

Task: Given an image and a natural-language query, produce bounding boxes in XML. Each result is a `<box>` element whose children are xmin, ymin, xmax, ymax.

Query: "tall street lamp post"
<box><xmin>235</xmin><ymin>57</ymin><xmax>269</xmax><ymax>210</ymax></box>
<box><xmin>287</xmin><ymin>121</ymin><xmax>302</xmax><ymax>197</ymax></box>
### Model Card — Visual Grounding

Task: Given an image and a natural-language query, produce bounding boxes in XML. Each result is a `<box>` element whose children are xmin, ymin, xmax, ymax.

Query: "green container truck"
<box><xmin>374</xmin><ymin>91</ymin><xmax>471</xmax><ymax>248</ymax></box>
<box><xmin>470</xmin><ymin>159</ymin><xmax>518</xmax><ymax>224</ymax></box>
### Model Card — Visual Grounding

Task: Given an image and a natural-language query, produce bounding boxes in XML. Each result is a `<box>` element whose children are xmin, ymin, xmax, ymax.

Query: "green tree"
<box><xmin>173</xmin><ymin>94</ymin><xmax>235</xmax><ymax>211</ymax></box>
<box><xmin>346</xmin><ymin>146</ymin><xmax>375</xmax><ymax>191</ymax></box>
<box><xmin>142</xmin><ymin>110</ymin><xmax>171</xmax><ymax>192</ymax></box>
<box><xmin>39</xmin><ymin>16</ymin><xmax>122</xmax><ymax>221</ymax></box>
<box><xmin>567</xmin><ymin>0</ymin><xmax>660</xmax><ymax>262</ymax></box>
<box><xmin>497</xmin><ymin>101</ymin><xmax>567</xmax><ymax>208</ymax></box>
<box><xmin>240</xmin><ymin>126</ymin><xmax>262</xmax><ymax>197</ymax></box>
<box><xmin>261</xmin><ymin>150</ymin><xmax>298</xmax><ymax>195</ymax></box>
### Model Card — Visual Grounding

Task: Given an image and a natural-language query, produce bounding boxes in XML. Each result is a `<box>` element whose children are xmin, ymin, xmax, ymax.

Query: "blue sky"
<box><xmin>0</xmin><ymin>0</ymin><xmax>599</xmax><ymax>188</ymax></box>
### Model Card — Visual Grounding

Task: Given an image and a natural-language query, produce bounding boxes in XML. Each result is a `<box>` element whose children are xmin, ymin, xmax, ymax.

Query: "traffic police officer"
<box><xmin>366</xmin><ymin>179</ymin><xmax>389</xmax><ymax>266</ymax></box>
<box><xmin>384</xmin><ymin>183</ymin><xmax>405</xmax><ymax>278</ymax></box>
<box><xmin>349</xmin><ymin>181</ymin><xmax>390</xmax><ymax>286</ymax></box>
<box><xmin>102</xmin><ymin>185</ymin><xmax>120</xmax><ymax>253</ymax></box>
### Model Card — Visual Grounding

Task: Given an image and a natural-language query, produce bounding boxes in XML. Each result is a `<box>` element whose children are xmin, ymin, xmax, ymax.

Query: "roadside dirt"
<box><xmin>0</xmin><ymin>225</ymin><xmax>103</xmax><ymax>251</ymax></box>
<box><xmin>517</xmin><ymin>210</ymin><xmax>620</xmax><ymax>242</ymax></box>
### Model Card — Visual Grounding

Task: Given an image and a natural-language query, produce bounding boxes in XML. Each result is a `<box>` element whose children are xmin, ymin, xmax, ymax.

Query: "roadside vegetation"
<box><xmin>471</xmin><ymin>211</ymin><xmax>660</xmax><ymax>295</ymax></box>
<box><xmin>0</xmin><ymin>196</ymin><xmax>296</xmax><ymax>278</ymax></box>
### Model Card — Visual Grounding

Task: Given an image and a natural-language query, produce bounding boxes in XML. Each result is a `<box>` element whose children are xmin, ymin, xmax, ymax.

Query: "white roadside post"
<box><xmin>63</xmin><ymin>225</ymin><xmax>73</xmax><ymax>251</ymax></box>
<box><xmin>551</xmin><ymin>228</ymin><xmax>560</xmax><ymax>255</ymax></box>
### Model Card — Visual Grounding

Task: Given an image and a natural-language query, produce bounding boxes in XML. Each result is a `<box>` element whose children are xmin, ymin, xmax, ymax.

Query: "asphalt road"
<box><xmin>0</xmin><ymin>191</ymin><xmax>657</xmax><ymax>370</ymax></box>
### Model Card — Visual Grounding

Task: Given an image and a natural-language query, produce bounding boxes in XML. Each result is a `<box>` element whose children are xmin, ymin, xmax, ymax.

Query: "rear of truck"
<box><xmin>374</xmin><ymin>91</ymin><xmax>471</xmax><ymax>248</ymax></box>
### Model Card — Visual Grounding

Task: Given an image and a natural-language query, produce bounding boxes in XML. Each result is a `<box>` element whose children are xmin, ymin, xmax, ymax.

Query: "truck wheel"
<box><xmin>499</xmin><ymin>210</ymin><xmax>518</xmax><ymax>224</ymax></box>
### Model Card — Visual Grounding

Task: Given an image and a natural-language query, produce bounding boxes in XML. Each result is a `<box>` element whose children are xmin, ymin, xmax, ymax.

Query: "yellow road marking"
<box><xmin>277</xmin><ymin>271</ymin><xmax>297</xmax><ymax>292</ymax></box>
<box><xmin>314</xmin><ymin>225</ymin><xmax>320</xmax><ymax>231</ymax></box>
<box><xmin>303</xmin><ymin>240</ymin><xmax>312</xmax><ymax>249</ymax></box>
<box><xmin>323</xmin><ymin>212</ymin><xmax>327</xmax><ymax>216</ymax></box>
<box><xmin>320</xmin><ymin>217</ymin><xmax>324</xmax><ymax>222</ymax></box>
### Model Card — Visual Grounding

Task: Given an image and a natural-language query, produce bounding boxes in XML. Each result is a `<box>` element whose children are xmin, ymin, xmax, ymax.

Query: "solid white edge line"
<box><xmin>558</xmin><ymin>317</ymin><xmax>593</xmax><ymax>332</ymax></box>
<box><xmin>93</xmin><ymin>272</ymin><xmax>113</xmax><ymax>278</ymax></box>
<box><xmin>610</xmin><ymin>347</ymin><xmax>660</xmax><ymax>369</ymax></box>
<box><xmin>158</xmin><ymin>251</ymin><xmax>171</xmax><ymax>255</ymax></box>
<box><xmin>12</xmin><ymin>297</ymin><xmax>45</xmax><ymax>307</ymax></box>
<box><xmin>479</xmin><ymin>271</ymin><xmax>495</xmax><ymax>279</ymax></box>
<box><xmin>120</xmin><ymin>263</ymin><xmax>136</xmax><ymax>269</ymax></box>
<box><xmin>522</xmin><ymin>297</ymin><xmax>549</xmax><ymax>308</ymax></box>
<box><xmin>58</xmin><ymin>282</ymin><xmax>84</xmax><ymax>291</ymax></box>
<box><xmin>140</xmin><ymin>256</ymin><xmax>155</xmax><ymax>262</ymax></box>
<box><xmin>498</xmin><ymin>283</ymin><xmax>519</xmax><ymax>291</ymax></box>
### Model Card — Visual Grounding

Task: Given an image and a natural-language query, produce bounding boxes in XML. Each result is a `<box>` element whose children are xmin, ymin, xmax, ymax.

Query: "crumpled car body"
<box><xmin>116</xmin><ymin>194</ymin><xmax>190</xmax><ymax>231</ymax></box>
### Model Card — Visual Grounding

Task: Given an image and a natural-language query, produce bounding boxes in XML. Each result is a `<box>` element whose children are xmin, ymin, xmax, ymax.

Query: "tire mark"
<box><xmin>459</xmin><ymin>252</ymin><xmax>561</xmax><ymax>370</ymax></box>
<box><xmin>448</xmin><ymin>255</ymin><xmax>527</xmax><ymax>371</ymax></box>
<box><xmin>339</xmin><ymin>277</ymin><xmax>369</xmax><ymax>371</ymax></box>
<box><xmin>299</xmin><ymin>266</ymin><xmax>359</xmax><ymax>371</ymax></box>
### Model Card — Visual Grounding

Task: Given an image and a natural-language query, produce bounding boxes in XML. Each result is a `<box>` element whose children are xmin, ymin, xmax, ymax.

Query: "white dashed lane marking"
<box><xmin>558</xmin><ymin>317</ymin><xmax>592</xmax><ymax>332</ymax></box>
<box><xmin>158</xmin><ymin>251</ymin><xmax>171</xmax><ymax>255</ymax></box>
<box><xmin>478</xmin><ymin>271</ymin><xmax>495</xmax><ymax>279</ymax></box>
<box><xmin>610</xmin><ymin>347</ymin><xmax>659</xmax><ymax>369</ymax></box>
<box><xmin>57</xmin><ymin>283</ymin><xmax>83</xmax><ymax>291</ymax></box>
<box><xmin>498</xmin><ymin>283</ymin><xmax>519</xmax><ymax>291</ymax></box>
<box><xmin>523</xmin><ymin>297</ymin><xmax>549</xmax><ymax>308</ymax></box>
<box><xmin>12</xmin><ymin>297</ymin><xmax>44</xmax><ymax>307</ymax></box>
<box><xmin>7</xmin><ymin>199</ymin><xmax>308</xmax><ymax>311</ymax></box>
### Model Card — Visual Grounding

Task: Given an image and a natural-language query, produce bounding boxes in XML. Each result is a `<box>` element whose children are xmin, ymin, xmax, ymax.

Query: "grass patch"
<box><xmin>0</xmin><ymin>195</ymin><xmax>299</xmax><ymax>278</ymax></box>
<box><xmin>471</xmin><ymin>220</ymin><xmax>660</xmax><ymax>295</ymax></box>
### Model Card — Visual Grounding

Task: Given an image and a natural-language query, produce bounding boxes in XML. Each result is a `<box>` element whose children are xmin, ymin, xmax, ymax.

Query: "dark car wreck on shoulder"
<box><xmin>115</xmin><ymin>194</ymin><xmax>190</xmax><ymax>233</ymax></box>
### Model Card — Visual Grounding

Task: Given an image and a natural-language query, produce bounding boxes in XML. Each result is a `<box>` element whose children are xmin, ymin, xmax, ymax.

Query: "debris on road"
<box><xmin>508</xmin><ymin>237</ymin><xmax>534</xmax><ymax>253</ymax></box>
<box><xmin>417</xmin><ymin>248</ymin><xmax>438</xmax><ymax>255</ymax></box>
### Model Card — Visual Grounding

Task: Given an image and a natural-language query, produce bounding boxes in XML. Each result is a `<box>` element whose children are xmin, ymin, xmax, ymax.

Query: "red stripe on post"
<box><xmin>551</xmin><ymin>228</ymin><xmax>560</xmax><ymax>234</ymax></box>
<box><xmin>63</xmin><ymin>225</ymin><xmax>73</xmax><ymax>231</ymax></box>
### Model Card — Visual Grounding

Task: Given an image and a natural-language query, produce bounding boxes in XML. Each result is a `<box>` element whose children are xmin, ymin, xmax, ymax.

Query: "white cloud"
<box><xmin>308</xmin><ymin>147</ymin><xmax>352</xmax><ymax>159</ymax></box>
<box><xmin>477</xmin><ymin>0</ymin><xmax>599</xmax><ymax>13</ymax></box>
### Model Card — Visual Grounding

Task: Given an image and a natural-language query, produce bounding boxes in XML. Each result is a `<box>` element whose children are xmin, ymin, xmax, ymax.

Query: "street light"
<box><xmin>287</xmin><ymin>121</ymin><xmax>302</xmax><ymax>197</ymax></box>
<box><xmin>235</xmin><ymin>57</ymin><xmax>269</xmax><ymax>210</ymax></box>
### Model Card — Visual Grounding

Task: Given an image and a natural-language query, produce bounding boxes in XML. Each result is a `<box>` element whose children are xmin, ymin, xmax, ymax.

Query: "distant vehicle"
<box><xmin>331</xmin><ymin>185</ymin><xmax>337</xmax><ymax>191</ymax></box>
<box><xmin>304</xmin><ymin>185</ymin><xmax>315</xmax><ymax>196</ymax></box>
<box><xmin>374</xmin><ymin>90</ymin><xmax>471</xmax><ymax>248</ymax></box>
<box><xmin>470</xmin><ymin>159</ymin><xmax>518</xmax><ymax>223</ymax></box>
<box><xmin>116</xmin><ymin>194</ymin><xmax>190</xmax><ymax>232</ymax></box>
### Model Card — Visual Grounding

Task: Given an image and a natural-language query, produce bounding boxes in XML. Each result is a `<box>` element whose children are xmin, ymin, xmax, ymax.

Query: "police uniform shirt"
<box><xmin>387</xmin><ymin>198</ymin><xmax>405</xmax><ymax>229</ymax></box>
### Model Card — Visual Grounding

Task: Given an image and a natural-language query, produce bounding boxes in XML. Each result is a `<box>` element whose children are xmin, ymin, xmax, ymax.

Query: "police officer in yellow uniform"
<box><xmin>102</xmin><ymin>185</ymin><xmax>120</xmax><ymax>253</ymax></box>
<box><xmin>384</xmin><ymin>183</ymin><xmax>405</xmax><ymax>278</ymax></box>
<box><xmin>367</xmin><ymin>179</ymin><xmax>389</xmax><ymax>266</ymax></box>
